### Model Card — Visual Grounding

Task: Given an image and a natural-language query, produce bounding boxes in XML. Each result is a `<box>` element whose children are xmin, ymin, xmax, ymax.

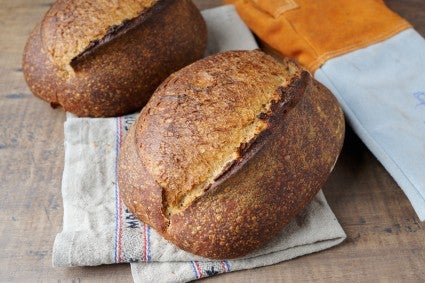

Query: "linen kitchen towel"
<box><xmin>53</xmin><ymin>5</ymin><xmax>346</xmax><ymax>283</ymax></box>
<box><xmin>228</xmin><ymin>0</ymin><xmax>425</xmax><ymax>221</ymax></box>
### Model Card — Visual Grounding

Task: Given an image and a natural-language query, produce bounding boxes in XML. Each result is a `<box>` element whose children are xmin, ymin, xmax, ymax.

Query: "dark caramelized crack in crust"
<box><xmin>70</xmin><ymin>0</ymin><xmax>175</xmax><ymax>71</ymax></box>
<box><xmin>118</xmin><ymin>50</ymin><xmax>345</xmax><ymax>259</ymax></box>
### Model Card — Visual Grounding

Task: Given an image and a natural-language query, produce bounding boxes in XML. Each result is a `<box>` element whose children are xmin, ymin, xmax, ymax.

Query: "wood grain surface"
<box><xmin>0</xmin><ymin>0</ymin><xmax>424</xmax><ymax>282</ymax></box>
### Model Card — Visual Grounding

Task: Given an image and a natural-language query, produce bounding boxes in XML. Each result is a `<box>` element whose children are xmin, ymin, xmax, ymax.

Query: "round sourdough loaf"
<box><xmin>23</xmin><ymin>0</ymin><xmax>207</xmax><ymax>117</ymax></box>
<box><xmin>118</xmin><ymin>50</ymin><xmax>345</xmax><ymax>259</ymax></box>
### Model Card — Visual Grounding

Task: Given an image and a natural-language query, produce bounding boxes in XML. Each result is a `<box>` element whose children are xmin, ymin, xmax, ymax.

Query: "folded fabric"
<box><xmin>228</xmin><ymin>0</ymin><xmax>425</xmax><ymax>221</ymax></box>
<box><xmin>53</xmin><ymin>5</ymin><xmax>346</xmax><ymax>283</ymax></box>
<box><xmin>54</xmin><ymin>114</ymin><xmax>345</xmax><ymax>280</ymax></box>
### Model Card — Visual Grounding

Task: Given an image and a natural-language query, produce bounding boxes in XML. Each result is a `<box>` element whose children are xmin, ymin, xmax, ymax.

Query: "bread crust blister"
<box><xmin>118</xmin><ymin>50</ymin><xmax>345</xmax><ymax>259</ymax></box>
<box><xmin>23</xmin><ymin>0</ymin><xmax>207</xmax><ymax>117</ymax></box>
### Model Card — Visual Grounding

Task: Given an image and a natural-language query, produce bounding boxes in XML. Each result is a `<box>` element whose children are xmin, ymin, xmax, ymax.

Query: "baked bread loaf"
<box><xmin>118</xmin><ymin>50</ymin><xmax>345</xmax><ymax>259</ymax></box>
<box><xmin>23</xmin><ymin>0</ymin><xmax>207</xmax><ymax>117</ymax></box>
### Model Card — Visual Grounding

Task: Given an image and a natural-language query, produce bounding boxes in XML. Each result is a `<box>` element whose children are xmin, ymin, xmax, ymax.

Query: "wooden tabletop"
<box><xmin>1</xmin><ymin>0</ymin><xmax>424</xmax><ymax>282</ymax></box>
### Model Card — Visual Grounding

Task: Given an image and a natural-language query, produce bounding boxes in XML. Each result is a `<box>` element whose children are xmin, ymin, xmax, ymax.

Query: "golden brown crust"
<box><xmin>41</xmin><ymin>0</ymin><xmax>157</xmax><ymax>72</ymax></box>
<box><xmin>135</xmin><ymin>51</ymin><xmax>308</xmax><ymax>215</ymax></box>
<box><xmin>119</xmin><ymin>121</ymin><xmax>169</xmax><ymax>232</ymax></box>
<box><xmin>22</xmin><ymin>0</ymin><xmax>207</xmax><ymax>117</ymax></box>
<box><xmin>118</xmin><ymin>50</ymin><xmax>345</xmax><ymax>259</ymax></box>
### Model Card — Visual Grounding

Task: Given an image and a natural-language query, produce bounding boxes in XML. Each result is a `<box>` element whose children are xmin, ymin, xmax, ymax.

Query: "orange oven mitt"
<box><xmin>226</xmin><ymin>0</ymin><xmax>425</xmax><ymax>221</ymax></box>
<box><xmin>225</xmin><ymin>0</ymin><xmax>410</xmax><ymax>71</ymax></box>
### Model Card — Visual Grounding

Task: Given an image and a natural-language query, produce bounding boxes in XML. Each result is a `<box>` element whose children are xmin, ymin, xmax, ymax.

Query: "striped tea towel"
<box><xmin>52</xmin><ymin>5</ymin><xmax>346</xmax><ymax>282</ymax></box>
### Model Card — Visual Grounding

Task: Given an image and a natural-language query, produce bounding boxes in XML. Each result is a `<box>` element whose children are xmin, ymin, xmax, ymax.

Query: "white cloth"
<box><xmin>52</xmin><ymin>5</ymin><xmax>346</xmax><ymax>282</ymax></box>
<box><xmin>315</xmin><ymin>28</ymin><xmax>425</xmax><ymax>221</ymax></box>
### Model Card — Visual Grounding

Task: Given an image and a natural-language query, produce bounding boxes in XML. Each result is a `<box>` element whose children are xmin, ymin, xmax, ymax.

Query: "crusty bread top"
<box><xmin>41</xmin><ymin>0</ymin><xmax>157</xmax><ymax>74</ymax></box>
<box><xmin>135</xmin><ymin>50</ymin><xmax>306</xmax><ymax>216</ymax></box>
